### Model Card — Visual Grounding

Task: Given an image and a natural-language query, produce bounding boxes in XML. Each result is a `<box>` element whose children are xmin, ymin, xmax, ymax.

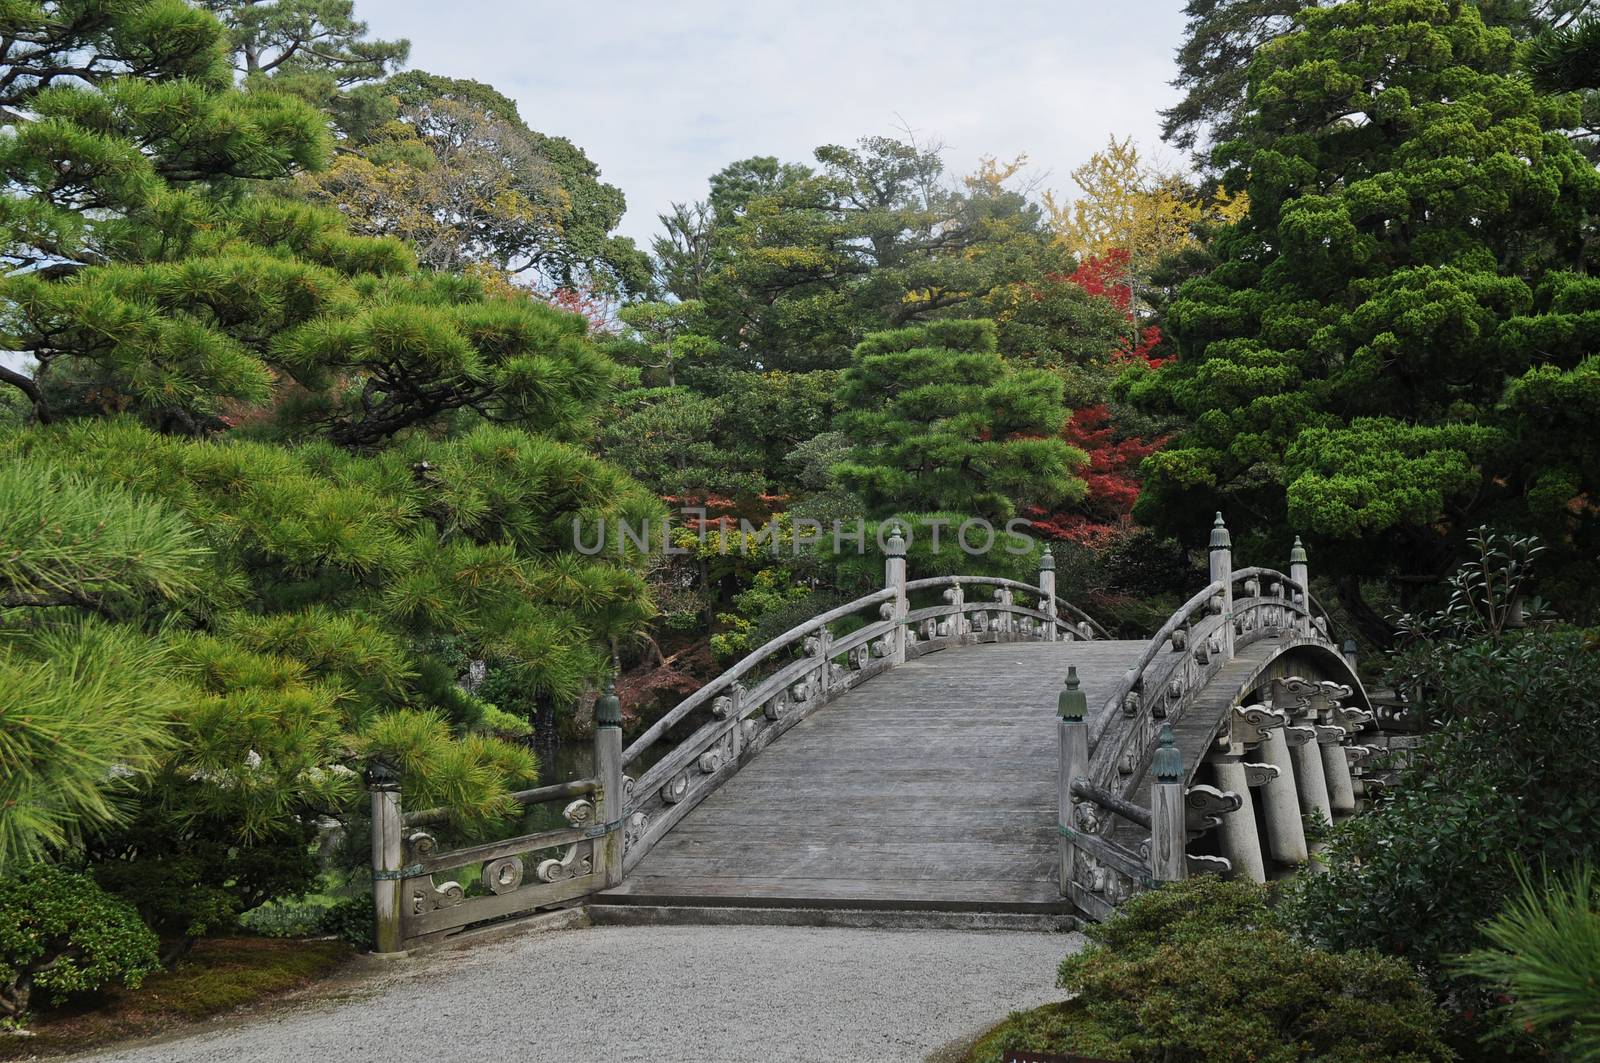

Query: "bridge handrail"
<box><xmin>1230</xmin><ymin>566</ymin><xmax>1336</xmax><ymax>632</ymax></box>
<box><xmin>902</xmin><ymin>574</ymin><xmax>1109</xmax><ymax>639</ymax></box>
<box><xmin>622</xmin><ymin>586</ymin><xmax>897</xmax><ymax>767</ymax></box>
<box><xmin>1091</xmin><ymin>578</ymin><xmax>1224</xmax><ymax>752</ymax></box>
<box><xmin>403</xmin><ymin>776</ymin><xmax>598</xmax><ymax>829</ymax></box>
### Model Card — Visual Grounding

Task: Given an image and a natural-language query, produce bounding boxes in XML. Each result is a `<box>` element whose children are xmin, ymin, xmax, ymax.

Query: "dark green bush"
<box><xmin>321</xmin><ymin>895</ymin><xmax>375</xmax><ymax>950</ymax></box>
<box><xmin>0</xmin><ymin>865</ymin><xmax>159</xmax><ymax>1020</ymax></box>
<box><xmin>1066</xmin><ymin>879</ymin><xmax>1449</xmax><ymax>1063</ymax></box>
<box><xmin>238</xmin><ymin>896</ymin><xmax>338</xmax><ymax>938</ymax></box>
<box><xmin>967</xmin><ymin>878</ymin><xmax>1450</xmax><ymax>1063</ymax></box>
<box><xmin>1282</xmin><ymin>629</ymin><xmax>1600</xmax><ymax>1000</ymax></box>
<box><xmin>88</xmin><ymin>805</ymin><xmax>321</xmax><ymax>962</ymax></box>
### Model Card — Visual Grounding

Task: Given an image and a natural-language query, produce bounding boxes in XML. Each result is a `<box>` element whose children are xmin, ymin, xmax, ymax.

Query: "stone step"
<box><xmin>585</xmin><ymin>902</ymin><xmax>1081</xmax><ymax>933</ymax></box>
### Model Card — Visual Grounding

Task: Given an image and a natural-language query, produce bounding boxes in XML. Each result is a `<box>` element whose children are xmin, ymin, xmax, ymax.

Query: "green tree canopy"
<box><xmin>1161</xmin><ymin>0</ymin><xmax>1595</xmax><ymax>167</ymax></box>
<box><xmin>661</xmin><ymin>139</ymin><xmax>1077</xmax><ymax>371</ymax></box>
<box><xmin>833</xmin><ymin>319</ymin><xmax>1084</xmax><ymax>521</ymax></box>
<box><xmin>1130</xmin><ymin>0</ymin><xmax>1600</xmax><ymax>634</ymax></box>
<box><xmin>0</xmin><ymin>1</ymin><xmax>660</xmax><ymax>912</ymax></box>
<box><xmin>0</xmin><ymin>14</ymin><xmax>619</xmax><ymax>443</ymax></box>
<box><xmin>311</xmin><ymin>71</ymin><xmax>653</xmax><ymax>297</ymax></box>
<box><xmin>201</xmin><ymin>0</ymin><xmax>410</xmax><ymax>85</ymax></box>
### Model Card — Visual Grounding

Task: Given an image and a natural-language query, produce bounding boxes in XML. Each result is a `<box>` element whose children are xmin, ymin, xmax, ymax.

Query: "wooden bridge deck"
<box><xmin>596</xmin><ymin>640</ymin><xmax>1147</xmax><ymax>913</ymax></box>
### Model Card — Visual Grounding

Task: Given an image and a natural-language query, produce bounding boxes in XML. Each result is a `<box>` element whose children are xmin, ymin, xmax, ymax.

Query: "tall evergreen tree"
<box><xmin>833</xmin><ymin>319</ymin><xmax>1084</xmax><ymax>522</ymax></box>
<box><xmin>0</xmin><ymin>1</ymin><xmax>660</xmax><ymax>919</ymax></box>
<box><xmin>672</xmin><ymin>139</ymin><xmax>1075</xmax><ymax>372</ymax></box>
<box><xmin>1162</xmin><ymin>0</ymin><xmax>1594</xmax><ymax>166</ymax></box>
<box><xmin>201</xmin><ymin>0</ymin><xmax>410</xmax><ymax>85</ymax></box>
<box><xmin>1130</xmin><ymin>0</ymin><xmax>1600</xmax><ymax>636</ymax></box>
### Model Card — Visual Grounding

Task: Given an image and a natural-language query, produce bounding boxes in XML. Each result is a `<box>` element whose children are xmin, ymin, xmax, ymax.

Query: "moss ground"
<box><xmin>0</xmin><ymin>937</ymin><xmax>354</xmax><ymax>1059</ymax></box>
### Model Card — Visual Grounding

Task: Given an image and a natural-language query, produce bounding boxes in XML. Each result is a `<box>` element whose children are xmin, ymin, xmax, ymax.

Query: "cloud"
<box><xmin>357</xmin><ymin>1</ymin><xmax>1189</xmax><ymax>249</ymax></box>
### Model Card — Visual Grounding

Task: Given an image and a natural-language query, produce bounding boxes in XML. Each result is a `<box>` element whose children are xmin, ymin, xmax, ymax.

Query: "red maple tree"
<box><xmin>1028</xmin><ymin>251</ymin><xmax>1168</xmax><ymax>545</ymax></box>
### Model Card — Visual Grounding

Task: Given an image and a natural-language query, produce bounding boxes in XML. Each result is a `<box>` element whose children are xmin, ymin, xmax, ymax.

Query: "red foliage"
<box><xmin>1064</xmin><ymin>248</ymin><xmax>1134</xmax><ymax>314</ymax></box>
<box><xmin>659</xmin><ymin>493</ymin><xmax>788</xmax><ymax>530</ymax></box>
<box><xmin>1062</xmin><ymin>250</ymin><xmax>1168</xmax><ymax>368</ymax></box>
<box><xmin>1030</xmin><ymin>405</ymin><xmax>1166</xmax><ymax>546</ymax></box>
<box><xmin>545</xmin><ymin>286</ymin><xmax>617</xmax><ymax>335</ymax></box>
<box><xmin>1021</xmin><ymin>249</ymin><xmax>1174</xmax><ymax>545</ymax></box>
<box><xmin>1068</xmin><ymin>405</ymin><xmax>1161</xmax><ymax>517</ymax></box>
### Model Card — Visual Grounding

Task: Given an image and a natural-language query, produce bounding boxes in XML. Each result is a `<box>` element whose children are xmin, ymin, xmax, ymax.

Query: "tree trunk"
<box><xmin>161</xmin><ymin>935</ymin><xmax>197</xmax><ymax>967</ymax></box>
<box><xmin>1337</xmin><ymin>574</ymin><xmax>1397</xmax><ymax>650</ymax></box>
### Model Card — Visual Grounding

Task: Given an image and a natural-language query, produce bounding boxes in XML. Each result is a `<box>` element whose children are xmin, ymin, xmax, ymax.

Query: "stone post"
<box><xmin>594</xmin><ymin>673</ymin><xmax>625</xmax><ymax>888</ymax></box>
<box><xmin>1342</xmin><ymin>638</ymin><xmax>1358</xmax><ymax>670</ymax></box>
<box><xmin>1289</xmin><ymin>536</ymin><xmax>1311</xmax><ymax>635</ymax></box>
<box><xmin>1209</xmin><ymin>513</ymin><xmax>1235</xmax><ymax>659</ymax></box>
<box><xmin>1038</xmin><ymin>551</ymin><xmax>1058</xmax><ymax>642</ymax></box>
<box><xmin>1256</xmin><ymin>727</ymin><xmax>1308</xmax><ymax>865</ymax></box>
<box><xmin>1210</xmin><ymin>755</ymin><xmax>1266</xmax><ymax>883</ymax></box>
<box><xmin>885</xmin><ymin>523</ymin><xmax>908</xmax><ymax>664</ymax></box>
<box><xmin>1320</xmin><ymin>724</ymin><xmax>1358</xmax><ymax>815</ymax></box>
<box><xmin>1057</xmin><ymin>667</ymin><xmax>1088</xmax><ymax>896</ymax></box>
<box><xmin>1150</xmin><ymin>724</ymin><xmax>1188</xmax><ymax>883</ymax></box>
<box><xmin>366</xmin><ymin>759</ymin><xmax>404</xmax><ymax>954</ymax></box>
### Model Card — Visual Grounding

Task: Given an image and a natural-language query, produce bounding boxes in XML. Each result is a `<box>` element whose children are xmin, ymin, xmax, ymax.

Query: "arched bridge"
<box><xmin>367</xmin><ymin>517</ymin><xmax>1393</xmax><ymax>951</ymax></box>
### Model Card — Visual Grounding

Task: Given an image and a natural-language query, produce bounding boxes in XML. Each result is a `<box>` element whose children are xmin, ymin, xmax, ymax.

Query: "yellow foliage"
<box><xmin>1045</xmin><ymin>135</ymin><xmax>1247</xmax><ymax>270</ymax></box>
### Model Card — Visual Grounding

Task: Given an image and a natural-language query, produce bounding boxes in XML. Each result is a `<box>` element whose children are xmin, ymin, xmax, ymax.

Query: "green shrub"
<box><xmin>974</xmin><ymin>879</ymin><xmax>1452</xmax><ymax>1063</ymax></box>
<box><xmin>1282</xmin><ymin>629</ymin><xmax>1600</xmax><ymax>1001</ymax></box>
<box><xmin>238</xmin><ymin>895</ymin><xmax>338</xmax><ymax>939</ymax></box>
<box><xmin>0</xmin><ymin>865</ymin><xmax>159</xmax><ymax>1020</ymax></box>
<box><xmin>1060</xmin><ymin>926</ymin><xmax>1451</xmax><ymax>1062</ymax></box>
<box><xmin>321</xmin><ymin>895</ymin><xmax>375</xmax><ymax>950</ymax></box>
<box><xmin>89</xmin><ymin>806</ymin><xmax>321</xmax><ymax>962</ymax></box>
<box><xmin>1456</xmin><ymin>862</ymin><xmax>1600</xmax><ymax>1061</ymax></box>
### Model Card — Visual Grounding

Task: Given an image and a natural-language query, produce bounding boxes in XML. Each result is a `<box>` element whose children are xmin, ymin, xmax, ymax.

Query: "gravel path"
<box><xmin>76</xmin><ymin>924</ymin><xmax>1081</xmax><ymax>1063</ymax></box>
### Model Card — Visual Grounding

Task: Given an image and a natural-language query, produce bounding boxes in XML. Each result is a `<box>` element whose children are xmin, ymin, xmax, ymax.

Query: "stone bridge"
<box><xmin>367</xmin><ymin>517</ymin><xmax>1393</xmax><ymax>951</ymax></box>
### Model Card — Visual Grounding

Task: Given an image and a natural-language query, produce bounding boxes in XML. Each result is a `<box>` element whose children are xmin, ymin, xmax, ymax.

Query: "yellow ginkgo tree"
<box><xmin>1045</xmin><ymin>135</ymin><xmax>1246</xmax><ymax>335</ymax></box>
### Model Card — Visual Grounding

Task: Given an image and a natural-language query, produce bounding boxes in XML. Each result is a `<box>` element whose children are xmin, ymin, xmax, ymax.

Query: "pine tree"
<box><xmin>833</xmin><ymin>319</ymin><xmax>1085</xmax><ymax>522</ymax></box>
<box><xmin>1130</xmin><ymin>0</ymin><xmax>1600</xmax><ymax>634</ymax></box>
<box><xmin>0</xmin><ymin>3</ymin><xmax>660</xmax><ymax>920</ymax></box>
<box><xmin>0</xmin><ymin>7</ymin><xmax>615</xmax><ymax>444</ymax></box>
<box><xmin>0</xmin><ymin>462</ymin><xmax>197</xmax><ymax>864</ymax></box>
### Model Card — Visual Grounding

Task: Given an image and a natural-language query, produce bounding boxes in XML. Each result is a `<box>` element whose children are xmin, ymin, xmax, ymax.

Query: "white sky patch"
<box><xmin>357</xmin><ymin>1</ymin><xmax>1189</xmax><ymax>247</ymax></box>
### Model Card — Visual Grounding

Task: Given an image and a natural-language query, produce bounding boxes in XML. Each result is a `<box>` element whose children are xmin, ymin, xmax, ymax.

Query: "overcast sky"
<box><xmin>358</xmin><ymin>1</ymin><xmax>1191</xmax><ymax>247</ymax></box>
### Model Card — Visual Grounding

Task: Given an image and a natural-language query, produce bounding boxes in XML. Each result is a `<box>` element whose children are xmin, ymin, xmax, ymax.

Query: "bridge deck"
<box><xmin>596</xmin><ymin>640</ymin><xmax>1147</xmax><ymax>913</ymax></box>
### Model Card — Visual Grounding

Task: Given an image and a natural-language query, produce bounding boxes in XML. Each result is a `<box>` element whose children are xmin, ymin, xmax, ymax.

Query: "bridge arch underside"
<box><xmin>1092</xmin><ymin>638</ymin><xmax>1371</xmax><ymax>901</ymax></box>
<box><xmin>1175</xmin><ymin>641</ymin><xmax>1369</xmax><ymax>788</ymax></box>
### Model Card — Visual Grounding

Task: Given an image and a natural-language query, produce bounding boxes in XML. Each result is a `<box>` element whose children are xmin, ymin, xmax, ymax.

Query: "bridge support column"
<box><xmin>1057</xmin><ymin>668</ymin><xmax>1088</xmax><ymax>896</ymax></box>
<box><xmin>1319</xmin><ymin>725</ymin><xmax>1357</xmax><ymax>816</ymax></box>
<box><xmin>1257</xmin><ymin>728</ymin><xmax>1308</xmax><ymax>865</ymax></box>
<box><xmin>885</xmin><ymin>524</ymin><xmax>907</xmax><ymax>664</ymax></box>
<box><xmin>1150</xmin><ymin>725</ymin><xmax>1187</xmax><ymax>883</ymax></box>
<box><xmin>1209</xmin><ymin>513</ymin><xmax>1235</xmax><ymax>659</ymax></box>
<box><xmin>1038</xmin><ymin>552</ymin><xmax>1058</xmax><ymax>642</ymax></box>
<box><xmin>1284</xmin><ymin>723</ymin><xmax>1331</xmax><ymax>832</ymax></box>
<box><xmin>594</xmin><ymin>675</ymin><xmax>625</xmax><ymax>888</ymax></box>
<box><xmin>1210</xmin><ymin>756</ymin><xmax>1266</xmax><ymax>884</ymax></box>
<box><xmin>366</xmin><ymin>759</ymin><xmax>404</xmax><ymax>954</ymax></box>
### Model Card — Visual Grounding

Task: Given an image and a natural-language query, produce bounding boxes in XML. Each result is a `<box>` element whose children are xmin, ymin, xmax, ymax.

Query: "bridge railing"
<box><xmin>367</xmin><ymin>524</ymin><xmax>1103</xmax><ymax>949</ymax></box>
<box><xmin>365</xmin><ymin>699</ymin><xmax>625</xmax><ymax>952</ymax></box>
<box><xmin>1087</xmin><ymin>578</ymin><xmax>1227</xmax><ymax>789</ymax></box>
<box><xmin>1060</xmin><ymin>516</ymin><xmax>1364</xmax><ymax>919</ymax></box>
